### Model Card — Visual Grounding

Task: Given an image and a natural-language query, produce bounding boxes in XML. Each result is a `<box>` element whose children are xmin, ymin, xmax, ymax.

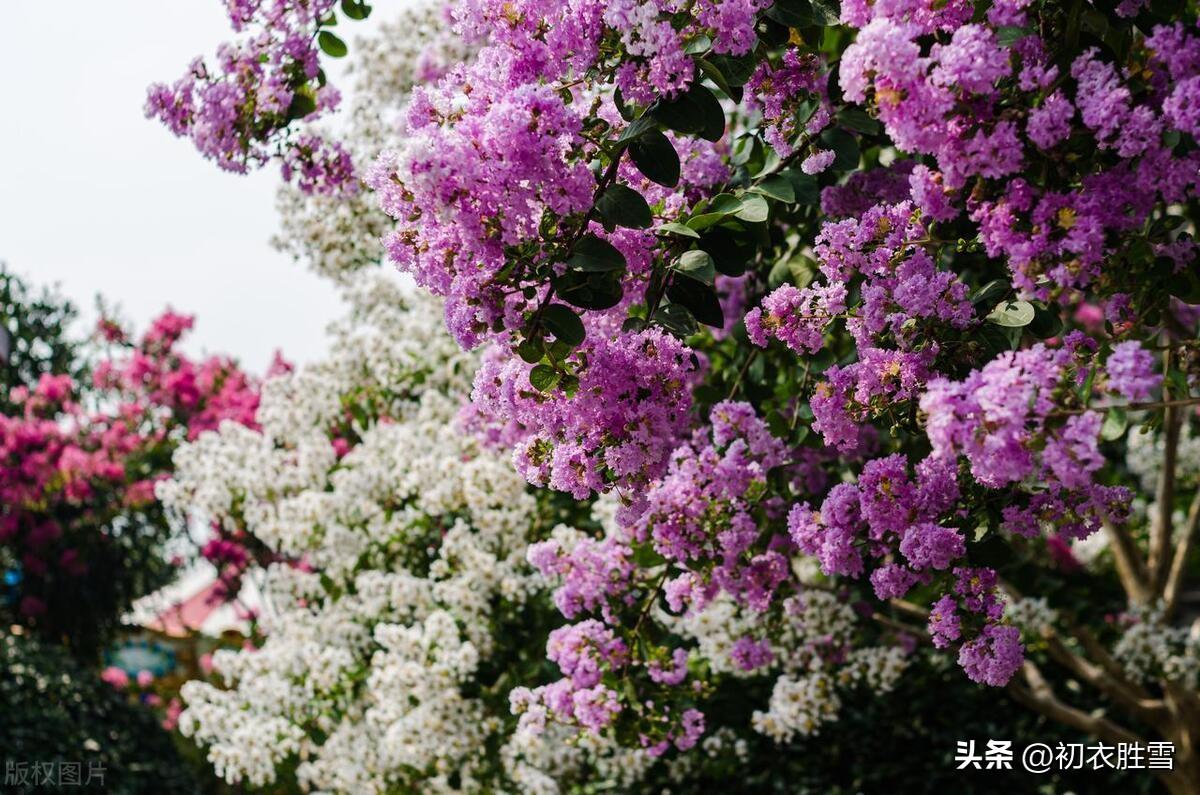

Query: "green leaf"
<box><xmin>516</xmin><ymin>339</ymin><xmax>543</xmax><ymax>364</ymax></box>
<box><xmin>838</xmin><ymin>107</ymin><xmax>880</xmax><ymax>135</ymax></box>
<box><xmin>786</xmin><ymin>170</ymin><xmax>819</xmax><ymax>204</ymax></box>
<box><xmin>986</xmin><ymin>300</ymin><xmax>1036</xmax><ymax>328</ymax></box>
<box><xmin>820</xmin><ymin>128</ymin><xmax>859</xmax><ymax>171</ymax></box>
<box><xmin>657</xmin><ymin>222</ymin><xmax>700</xmax><ymax>239</ymax></box>
<box><xmin>668</xmin><ymin>274</ymin><xmax>724</xmax><ymax>327</ymax></box>
<box><xmin>596</xmin><ymin>184</ymin><xmax>652</xmax><ymax>230</ymax></box>
<box><xmin>675</xmin><ymin>250</ymin><xmax>716</xmax><ymax>285</ymax></box>
<box><xmin>566</xmin><ymin>234</ymin><xmax>626</xmax><ymax>272</ymax></box>
<box><xmin>613</xmin><ymin>86</ymin><xmax>635</xmax><ymax>122</ymax></box>
<box><xmin>652</xmin><ymin>303</ymin><xmax>699</xmax><ymax>337</ymax></box>
<box><xmin>697</xmin><ymin>58</ymin><xmax>734</xmax><ymax>99</ymax></box>
<box><xmin>808</xmin><ymin>0</ymin><xmax>840</xmax><ymax>25</ymax></box>
<box><xmin>616</xmin><ymin>116</ymin><xmax>656</xmax><ymax>144</ymax></box>
<box><xmin>340</xmin><ymin>0</ymin><xmax>371</xmax><ymax>19</ymax></box>
<box><xmin>769</xmin><ymin>253</ymin><xmax>817</xmax><ymax>288</ymax></box>
<box><xmin>287</xmin><ymin>90</ymin><xmax>318</xmax><ymax>121</ymax></box>
<box><xmin>705</xmin><ymin>52</ymin><xmax>757</xmax><ymax>87</ymax></box>
<box><xmin>701</xmin><ymin>227</ymin><xmax>755</xmax><ymax>277</ymax></box>
<box><xmin>766</xmin><ymin>0</ymin><xmax>814</xmax><ymax>27</ymax></box>
<box><xmin>686</xmin><ymin>193</ymin><xmax>743</xmax><ymax>231</ymax></box>
<box><xmin>1028</xmin><ymin>305</ymin><xmax>1063</xmax><ymax>339</ymax></box>
<box><xmin>734</xmin><ymin>193</ymin><xmax>770</xmax><ymax>223</ymax></box>
<box><xmin>971</xmin><ymin>278</ymin><xmax>1010</xmax><ymax>307</ymax></box>
<box><xmin>751</xmin><ymin>174</ymin><xmax>795</xmax><ymax>203</ymax></box>
<box><xmin>628</xmin><ymin>127</ymin><xmax>681</xmax><ymax>187</ymax></box>
<box><xmin>651</xmin><ymin>82</ymin><xmax>725</xmax><ymax>142</ymax></box>
<box><xmin>553</xmin><ymin>269</ymin><xmax>625</xmax><ymax>310</ymax></box>
<box><xmin>529</xmin><ymin>364</ymin><xmax>561</xmax><ymax>392</ymax></box>
<box><xmin>318</xmin><ymin>31</ymin><xmax>348</xmax><ymax>58</ymax></box>
<box><xmin>541</xmin><ymin>304</ymin><xmax>586</xmax><ymax>346</ymax></box>
<box><xmin>996</xmin><ymin>26</ymin><xmax>1031</xmax><ymax>47</ymax></box>
<box><xmin>1101</xmin><ymin>408</ymin><xmax>1129</xmax><ymax>441</ymax></box>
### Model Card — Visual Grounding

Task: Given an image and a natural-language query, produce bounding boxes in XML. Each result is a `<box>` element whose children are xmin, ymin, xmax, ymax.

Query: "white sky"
<box><xmin>1</xmin><ymin>1</ymin><xmax>404</xmax><ymax>372</ymax></box>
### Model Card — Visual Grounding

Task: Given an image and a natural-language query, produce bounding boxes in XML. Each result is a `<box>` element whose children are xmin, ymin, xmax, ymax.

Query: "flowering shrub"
<box><xmin>0</xmin><ymin>302</ymin><xmax>260</xmax><ymax>654</ymax></box>
<box><xmin>159</xmin><ymin>280</ymin><xmax>655</xmax><ymax>790</ymax></box>
<box><xmin>157</xmin><ymin>0</ymin><xmax>1200</xmax><ymax>791</ymax></box>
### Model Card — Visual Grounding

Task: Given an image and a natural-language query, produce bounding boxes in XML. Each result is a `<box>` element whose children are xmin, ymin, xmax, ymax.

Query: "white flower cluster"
<box><xmin>1005</xmin><ymin>596</ymin><xmax>1058</xmax><ymax>638</ymax></box>
<box><xmin>1126</xmin><ymin>418</ymin><xmax>1200</xmax><ymax>493</ymax></box>
<box><xmin>670</xmin><ymin>589</ymin><xmax>906</xmax><ymax>743</ymax></box>
<box><xmin>1113</xmin><ymin>603</ymin><xmax>1200</xmax><ymax>691</ymax></box>
<box><xmin>163</xmin><ymin>285</ymin><xmax>626</xmax><ymax>792</ymax></box>
<box><xmin>272</xmin><ymin>1</ymin><xmax>473</xmax><ymax>283</ymax></box>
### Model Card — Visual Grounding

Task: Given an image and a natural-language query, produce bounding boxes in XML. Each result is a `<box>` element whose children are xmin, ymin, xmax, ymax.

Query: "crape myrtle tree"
<box><xmin>0</xmin><ymin>266</ymin><xmax>85</xmax><ymax>415</ymax></box>
<box><xmin>0</xmin><ymin>275</ymin><xmax>264</xmax><ymax>656</ymax></box>
<box><xmin>151</xmin><ymin>0</ymin><xmax>1200</xmax><ymax>792</ymax></box>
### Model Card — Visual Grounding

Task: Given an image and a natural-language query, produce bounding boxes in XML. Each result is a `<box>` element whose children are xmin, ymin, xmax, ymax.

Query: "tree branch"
<box><xmin>1042</xmin><ymin>635</ymin><xmax>1168</xmax><ymax>728</ymax></box>
<box><xmin>1103</xmin><ymin>518</ymin><xmax>1151</xmax><ymax>605</ymax></box>
<box><xmin>1149</xmin><ymin>350</ymin><xmax>1181</xmax><ymax>592</ymax></box>
<box><xmin>1008</xmin><ymin>660</ymin><xmax>1146</xmax><ymax>747</ymax></box>
<box><xmin>1164</xmin><ymin>488</ymin><xmax>1200</xmax><ymax>615</ymax></box>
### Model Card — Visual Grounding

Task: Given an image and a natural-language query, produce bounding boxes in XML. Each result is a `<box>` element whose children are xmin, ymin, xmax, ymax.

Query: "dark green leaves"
<box><xmin>701</xmin><ymin>227</ymin><xmax>756</xmax><ymax>277</ymax></box>
<box><xmin>650</xmin><ymin>82</ymin><xmax>725</xmax><ymax>142</ymax></box>
<box><xmin>808</xmin><ymin>0</ymin><xmax>840</xmax><ymax>25</ymax></box>
<box><xmin>628</xmin><ymin>127</ymin><xmax>680</xmax><ymax>188</ymax></box>
<box><xmin>668</xmin><ymin>275</ymin><xmax>724</xmax><ymax>328</ymax></box>
<box><xmin>820</xmin><ymin>128</ymin><xmax>860</xmax><ymax>171</ymax></box>
<box><xmin>765</xmin><ymin>0</ymin><xmax>840</xmax><ymax>27</ymax></box>
<box><xmin>658</xmin><ymin>222</ymin><xmax>700</xmax><ymax>239</ymax></box>
<box><xmin>703</xmin><ymin>52</ymin><xmax>757</xmax><ymax>88</ymax></box>
<box><xmin>674</xmin><ymin>250</ymin><xmax>716</xmax><ymax>284</ymax></box>
<box><xmin>766</xmin><ymin>0</ymin><xmax>814</xmax><ymax>27</ymax></box>
<box><xmin>596</xmin><ymin>185</ymin><xmax>652</xmax><ymax>230</ymax></box>
<box><xmin>996</xmin><ymin>26</ymin><xmax>1032</xmax><ymax>47</ymax></box>
<box><xmin>554</xmin><ymin>270</ymin><xmax>625</xmax><ymax>310</ymax></box>
<box><xmin>750</xmin><ymin>174</ymin><xmax>795</xmax><ymax>203</ymax></box>
<box><xmin>318</xmin><ymin>31</ymin><xmax>348</xmax><ymax>58</ymax></box>
<box><xmin>838</xmin><ymin>107</ymin><xmax>880</xmax><ymax>135</ymax></box>
<box><xmin>541</xmin><ymin>304</ymin><xmax>585</xmax><ymax>346</ymax></box>
<box><xmin>287</xmin><ymin>89</ymin><xmax>318</xmax><ymax>120</ymax></box>
<box><xmin>566</xmin><ymin>234</ymin><xmax>626</xmax><ymax>272</ymax></box>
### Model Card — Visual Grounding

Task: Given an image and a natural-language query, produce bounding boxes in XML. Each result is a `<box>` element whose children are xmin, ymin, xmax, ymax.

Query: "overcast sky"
<box><xmin>1</xmin><ymin>1</ymin><xmax>404</xmax><ymax>372</ymax></box>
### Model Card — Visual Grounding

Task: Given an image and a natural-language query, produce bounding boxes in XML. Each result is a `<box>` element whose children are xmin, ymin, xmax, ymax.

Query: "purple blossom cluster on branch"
<box><xmin>146</xmin><ymin>0</ymin><xmax>364</xmax><ymax>193</ymax></box>
<box><xmin>152</xmin><ymin>0</ymin><xmax>1200</xmax><ymax>783</ymax></box>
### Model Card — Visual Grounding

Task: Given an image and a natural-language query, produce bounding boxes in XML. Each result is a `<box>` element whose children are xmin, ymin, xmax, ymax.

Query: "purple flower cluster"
<box><xmin>744</xmin><ymin>48</ymin><xmax>830</xmax><ymax>156</ymax></box>
<box><xmin>745</xmin><ymin>282</ymin><xmax>847</xmax><ymax>355</ymax></box>
<box><xmin>1105</xmin><ymin>341</ymin><xmax>1161</xmax><ymax>402</ymax></box>
<box><xmin>921</xmin><ymin>340</ymin><xmax>1133</xmax><ymax>545</ymax></box>
<box><xmin>788</xmin><ymin>453</ymin><xmax>960</xmax><ymax>588</ymax></box>
<box><xmin>631</xmin><ymin>401</ymin><xmax>791</xmax><ymax>611</ymax></box>
<box><xmin>367</xmin><ymin>53</ymin><xmax>595</xmax><ymax>348</ymax></box>
<box><xmin>146</xmin><ymin>0</ymin><xmax>349</xmax><ymax>186</ymax></box>
<box><xmin>829</xmin><ymin>7</ymin><xmax>1200</xmax><ymax>302</ymax></box>
<box><xmin>929</xmin><ymin>569</ymin><xmax>1023</xmax><ymax>687</ymax></box>
<box><xmin>469</xmin><ymin>323</ymin><xmax>697</xmax><ymax>498</ymax></box>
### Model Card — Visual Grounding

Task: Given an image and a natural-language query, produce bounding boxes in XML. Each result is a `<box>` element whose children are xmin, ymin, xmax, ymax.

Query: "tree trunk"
<box><xmin>1159</xmin><ymin>685</ymin><xmax>1200</xmax><ymax>795</ymax></box>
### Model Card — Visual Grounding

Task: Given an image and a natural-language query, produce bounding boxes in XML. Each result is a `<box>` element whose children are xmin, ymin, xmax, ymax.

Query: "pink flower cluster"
<box><xmin>1</xmin><ymin>311</ymin><xmax>262</xmax><ymax>628</ymax></box>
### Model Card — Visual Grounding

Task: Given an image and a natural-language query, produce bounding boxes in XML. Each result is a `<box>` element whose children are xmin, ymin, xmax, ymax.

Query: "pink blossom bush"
<box><xmin>1</xmin><ymin>308</ymin><xmax>262</xmax><ymax>653</ymax></box>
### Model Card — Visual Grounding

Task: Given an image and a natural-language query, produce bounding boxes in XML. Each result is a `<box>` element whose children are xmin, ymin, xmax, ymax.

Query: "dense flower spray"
<box><xmin>154</xmin><ymin>0</ymin><xmax>1200</xmax><ymax>790</ymax></box>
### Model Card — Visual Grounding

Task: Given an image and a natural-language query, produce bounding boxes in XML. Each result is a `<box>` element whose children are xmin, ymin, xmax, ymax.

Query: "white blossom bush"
<box><xmin>271</xmin><ymin>1</ymin><xmax>471</xmax><ymax>284</ymax></box>
<box><xmin>160</xmin><ymin>281</ymin><xmax>643</xmax><ymax>791</ymax></box>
